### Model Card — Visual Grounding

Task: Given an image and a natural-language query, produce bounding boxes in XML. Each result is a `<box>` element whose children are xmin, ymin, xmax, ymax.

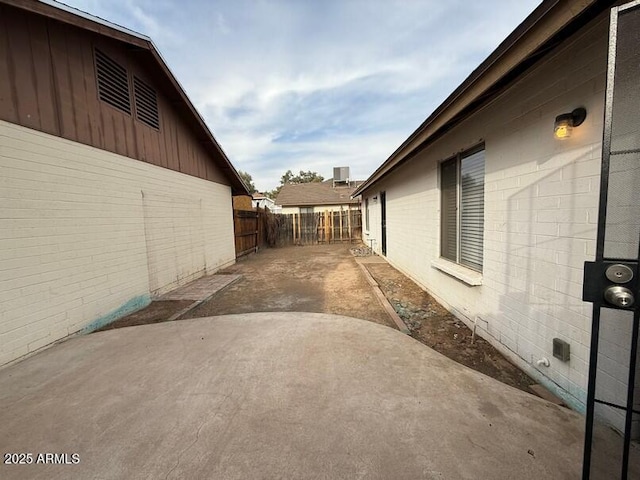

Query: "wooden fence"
<box><xmin>317</xmin><ymin>209</ymin><xmax>362</xmax><ymax>244</ymax></box>
<box><xmin>234</xmin><ymin>208</ymin><xmax>362</xmax><ymax>256</ymax></box>
<box><xmin>268</xmin><ymin>210</ymin><xmax>362</xmax><ymax>247</ymax></box>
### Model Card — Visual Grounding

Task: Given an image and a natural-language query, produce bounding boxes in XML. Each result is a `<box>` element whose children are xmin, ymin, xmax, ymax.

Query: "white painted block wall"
<box><xmin>0</xmin><ymin>121</ymin><xmax>235</xmax><ymax>366</ymax></box>
<box><xmin>362</xmin><ymin>15</ymin><xmax>611</xmax><ymax>412</ymax></box>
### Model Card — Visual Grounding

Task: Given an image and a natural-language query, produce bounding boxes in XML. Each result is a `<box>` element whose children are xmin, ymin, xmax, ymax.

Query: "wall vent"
<box><xmin>95</xmin><ymin>48</ymin><xmax>131</xmax><ymax>114</ymax></box>
<box><xmin>552</xmin><ymin>338</ymin><xmax>570</xmax><ymax>362</ymax></box>
<box><xmin>134</xmin><ymin>76</ymin><xmax>160</xmax><ymax>130</ymax></box>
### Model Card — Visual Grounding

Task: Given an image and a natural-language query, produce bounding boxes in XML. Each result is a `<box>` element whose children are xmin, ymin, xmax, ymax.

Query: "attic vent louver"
<box><xmin>95</xmin><ymin>48</ymin><xmax>131</xmax><ymax>114</ymax></box>
<box><xmin>133</xmin><ymin>76</ymin><xmax>160</xmax><ymax>130</ymax></box>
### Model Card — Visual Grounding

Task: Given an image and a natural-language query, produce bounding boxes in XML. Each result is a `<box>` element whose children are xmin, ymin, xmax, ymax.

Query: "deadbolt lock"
<box><xmin>605</xmin><ymin>264</ymin><xmax>634</xmax><ymax>283</ymax></box>
<box><xmin>583</xmin><ymin>260</ymin><xmax>639</xmax><ymax>306</ymax></box>
<box><xmin>604</xmin><ymin>285</ymin><xmax>635</xmax><ymax>308</ymax></box>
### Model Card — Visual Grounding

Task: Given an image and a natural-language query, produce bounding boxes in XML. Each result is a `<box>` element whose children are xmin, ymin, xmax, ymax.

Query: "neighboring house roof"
<box><xmin>252</xmin><ymin>193</ymin><xmax>272</xmax><ymax>201</ymax></box>
<box><xmin>252</xmin><ymin>194</ymin><xmax>275</xmax><ymax>208</ymax></box>
<box><xmin>276</xmin><ymin>180</ymin><xmax>363</xmax><ymax>207</ymax></box>
<box><xmin>353</xmin><ymin>0</ymin><xmax>616</xmax><ymax>197</ymax></box>
<box><xmin>5</xmin><ymin>0</ymin><xmax>248</xmax><ymax>195</ymax></box>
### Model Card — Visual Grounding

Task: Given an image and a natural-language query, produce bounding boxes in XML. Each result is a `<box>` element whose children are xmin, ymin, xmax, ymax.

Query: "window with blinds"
<box><xmin>440</xmin><ymin>146</ymin><xmax>485</xmax><ymax>272</ymax></box>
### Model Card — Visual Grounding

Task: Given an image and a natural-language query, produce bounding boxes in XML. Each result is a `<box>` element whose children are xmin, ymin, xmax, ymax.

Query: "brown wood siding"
<box><xmin>0</xmin><ymin>3</ymin><xmax>228</xmax><ymax>187</ymax></box>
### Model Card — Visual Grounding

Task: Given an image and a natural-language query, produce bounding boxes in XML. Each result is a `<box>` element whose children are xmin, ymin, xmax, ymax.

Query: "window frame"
<box><xmin>365</xmin><ymin>198</ymin><xmax>370</xmax><ymax>231</ymax></box>
<box><xmin>439</xmin><ymin>144</ymin><xmax>485</xmax><ymax>273</ymax></box>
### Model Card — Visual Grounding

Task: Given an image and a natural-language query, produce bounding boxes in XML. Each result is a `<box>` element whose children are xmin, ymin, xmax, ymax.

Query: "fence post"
<box><xmin>293</xmin><ymin>213</ymin><xmax>297</xmax><ymax>244</ymax></box>
<box><xmin>254</xmin><ymin>211</ymin><xmax>258</xmax><ymax>253</ymax></box>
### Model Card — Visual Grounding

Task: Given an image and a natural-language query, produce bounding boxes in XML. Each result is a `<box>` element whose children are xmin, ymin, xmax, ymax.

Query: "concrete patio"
<box><xmin>0</xmin><ymin>312</ymin><xmax>586</xmax><ymax>479</ymax></box>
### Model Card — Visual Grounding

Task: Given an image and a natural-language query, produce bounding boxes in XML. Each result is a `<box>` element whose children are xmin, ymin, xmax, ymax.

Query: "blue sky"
<box><xmin>59</xmin><ymin>0</ymin><xmax>541</xmax><ymax>192</ymax></box>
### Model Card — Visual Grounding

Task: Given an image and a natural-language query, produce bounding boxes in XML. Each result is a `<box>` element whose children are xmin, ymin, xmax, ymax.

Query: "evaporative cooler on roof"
<box><xmin>333</xmin><ymin>167</ymin><xmax>350</xmax><ymax>186</ymax></box>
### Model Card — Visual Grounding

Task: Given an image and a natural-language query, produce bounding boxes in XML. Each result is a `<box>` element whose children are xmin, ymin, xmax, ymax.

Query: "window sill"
<box><xmin>431</xmin><ymin>258</ymin><xmax>483</xmax><ymax>286</ymax></box>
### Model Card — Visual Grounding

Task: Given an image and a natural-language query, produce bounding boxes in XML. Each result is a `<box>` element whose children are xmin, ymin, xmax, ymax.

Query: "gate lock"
<box><xmin>604</xmin><ymin>285</ymin><xmax>634</xmax><ymax>308</ymax></box>
<box><xmin>583</xmin><ymin>261</ymin><xmax>638</xmax><ymax>309</ymax></box>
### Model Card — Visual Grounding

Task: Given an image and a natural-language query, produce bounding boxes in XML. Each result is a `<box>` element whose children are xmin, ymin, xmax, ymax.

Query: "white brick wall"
<box><xmin>361</xmin><ymin>15</ymin><xmax>612</xmax><ymax>413</ymax></box>
<box><xmin>0</xmin><ymin>121</ymin><xmax>235</xmax><ymax>366</ymax></box>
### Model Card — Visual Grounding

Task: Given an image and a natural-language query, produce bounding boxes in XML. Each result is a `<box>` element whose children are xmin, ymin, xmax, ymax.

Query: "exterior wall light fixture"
<box><xmin>554</xmin><ymin>107</ymin><xmax>587</xmax><ymax>139</ymax></box>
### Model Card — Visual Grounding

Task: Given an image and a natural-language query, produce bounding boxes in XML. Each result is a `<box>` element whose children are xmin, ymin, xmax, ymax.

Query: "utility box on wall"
<box><xmin>553</xmin><ymin>338</ymin><xmax>570</xmax><ymax>362</ymax></box>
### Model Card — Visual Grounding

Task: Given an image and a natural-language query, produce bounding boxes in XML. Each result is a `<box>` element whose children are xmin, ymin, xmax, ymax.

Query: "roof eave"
<box><xmin>145</xmin><ymin>46</ymin><xmax>249</xmax><ymax>195</ymax></box>
<box><xmin>353</xmin><ymin>0</ymin><xmax>613</xmax><ymax>197</ymax></box>
<box><xmin>7</xmin><ymin>0</ymin><xmax>249</xmax><ymax>196</ymax></box>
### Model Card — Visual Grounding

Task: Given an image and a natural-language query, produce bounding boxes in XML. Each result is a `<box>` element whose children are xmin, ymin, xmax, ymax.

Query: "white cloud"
<box><xmin>216</xmin><ymin>13</ymin><xmax>231</xmax><ymax>35</ymax></box>
<box><xmin>58</xmin><ymin>0</ymin><xmax>541</xmax><ymax>191</ymax></box>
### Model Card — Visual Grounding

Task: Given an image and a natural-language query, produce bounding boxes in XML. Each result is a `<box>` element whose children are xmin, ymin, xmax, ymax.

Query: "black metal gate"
<box><xmin>582</xmin><ymin>2</ymin><xmax>640</xmax><ymax>478</ymax></box>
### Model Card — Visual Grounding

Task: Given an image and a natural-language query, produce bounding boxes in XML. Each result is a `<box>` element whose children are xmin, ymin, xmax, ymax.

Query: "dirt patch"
<box><xmin>188</xmin><ymin>244</ymin><xmax>395</xmax><ymax>329</ymax></box>
<box><xmin>95</xmin><ymin>244</ymin><xmax>535</xmax><ymax>396</ymax></box>
<box><xmin>364</xmin><ymin>261</ymin><xmax>536</xmax><ymax>394</ymax></box>
<box><xmin>96</xmin><ymin>300</ymin><xmax>193</xmax><ymax>331</ymax></box>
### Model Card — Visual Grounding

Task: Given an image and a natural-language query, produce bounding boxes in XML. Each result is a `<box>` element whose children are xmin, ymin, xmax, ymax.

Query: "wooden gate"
<box><xmin>233</xmin><ymin>209</ymin><xmax>269</xmax><ymax>257</ymax></box>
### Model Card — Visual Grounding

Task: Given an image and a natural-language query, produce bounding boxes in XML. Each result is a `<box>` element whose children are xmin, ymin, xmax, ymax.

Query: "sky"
<box><xmin>59</xmin><ymin>0</ymin><xmax>541</xmax><ymax>192</ymax></box>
